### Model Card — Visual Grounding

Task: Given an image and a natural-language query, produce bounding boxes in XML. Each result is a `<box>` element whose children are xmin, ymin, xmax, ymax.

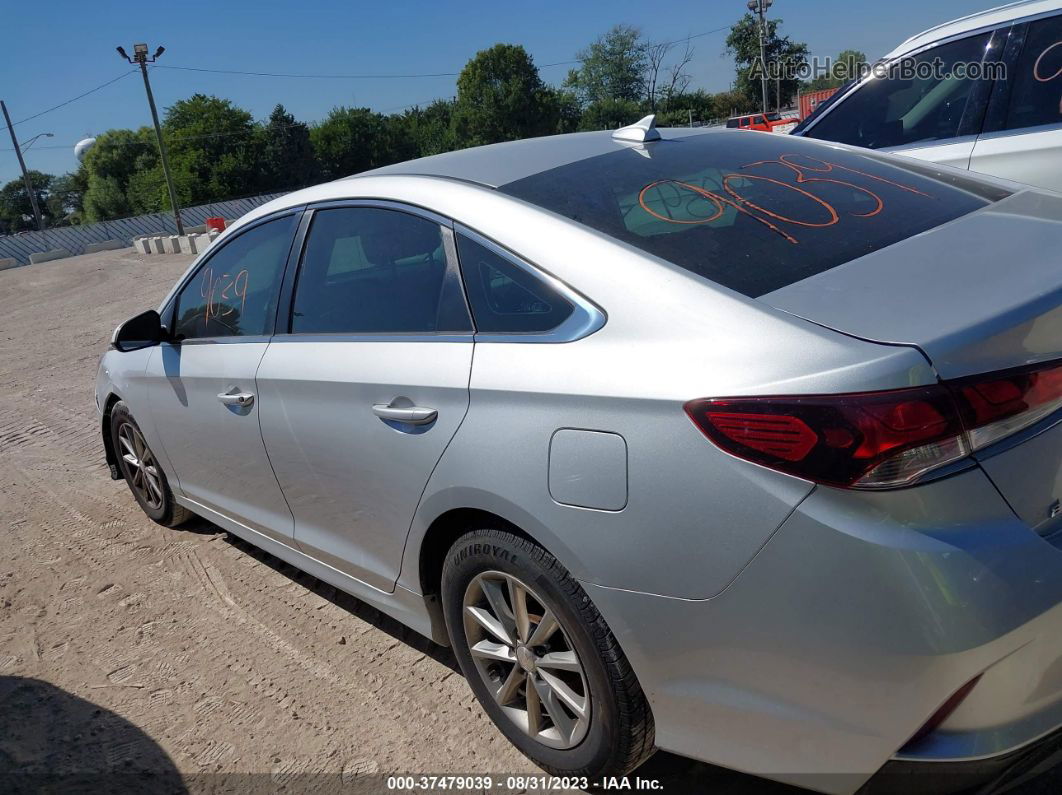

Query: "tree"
<box><xmin>311</xmin><ymin>106</ymin><xmax>395</xmax><ymax>179</ymax></box>
<box><xmin>803</xmin><ymin>49</ymin><xmax>867</xmax><ymax>91</ymax></box>
<box><xmin>396</xmin><ymin>99</ymin><xmax>457</xmax><ymax>158</ymax></box>
<box><xmin>578</xmin><ymin>98</ymin><xmax>642</xmax><ymax>131</ymax></box>
<box><xmin>257</xmin><ymin>104</ymin><xmax>317</xmax><ymax>191</ymax></box>
<box><xmin>645</xmin><ymin>38</ymin><xmax>695</xmax><ymax>112</ymax></box>
<box><xmin>0</xmin><ymin>171</ymin><xmax>54</xmax><ymax>233</ymax></box>
<box><xmin>46</xmin><ymin>168</ymin><xmax>88</xmax><ymax>225</ymax></box>
<box><xmin>726</xmin><ymin>14</ymin><xmax>809</xmax><ymax>110</ymax></box>
<box><xmin>553</xmin><ymin>90</ymin><xmax>583</xmax><ymax>134</ymax></box>
<box><xmin>81</xmin><ymin>127</ymin><xmax>157</xmax><ymax>221</ymax></box>
<box><xmin>163</xmin><ymin>94</ymin><xmax>257</xmax><ymax>205</ymax></box>
<box><xmin>565</xmin><ymin>25</ymin><xmax>647</xmax><ymax>106</ymax></box>
<box><xmin>452</xmin><ymin>44</ymin><xmax>560</xmax><ymax>147</ymax></box>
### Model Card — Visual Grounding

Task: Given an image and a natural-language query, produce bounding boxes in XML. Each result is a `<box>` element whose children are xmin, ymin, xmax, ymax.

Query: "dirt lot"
<box><xmin>0</xmin><ymin>249</ymin><xmax>801</xmax><ymax>793</ymax></box>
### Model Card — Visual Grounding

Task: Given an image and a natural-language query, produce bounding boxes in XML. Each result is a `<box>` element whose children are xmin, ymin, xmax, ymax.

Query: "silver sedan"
<box><xmin>96</xmin><ymin>117</ymin><xmax>1062</xmax><ymax>793</ymax></box>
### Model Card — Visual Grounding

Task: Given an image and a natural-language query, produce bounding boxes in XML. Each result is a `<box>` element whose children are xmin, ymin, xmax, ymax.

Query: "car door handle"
<box><xmin>372</xmin><ymin>403</ymin><xmax>438</xmax><ymax>425</ymax></box>
<box><xmin>217</xmin><ymin>391</ymin><xmax>255</xmax><ymax>407</ymax></box>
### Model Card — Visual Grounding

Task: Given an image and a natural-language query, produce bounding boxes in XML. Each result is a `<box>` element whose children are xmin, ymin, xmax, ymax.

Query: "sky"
<box><xmin>1</xmin><ymin>0</ymin><xmax>1002</xmax><ymax>184</ymax></box>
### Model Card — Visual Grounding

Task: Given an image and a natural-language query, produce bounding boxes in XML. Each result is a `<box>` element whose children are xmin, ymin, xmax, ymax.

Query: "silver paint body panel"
<box><xmin>95</xmin><ymin>128</ymin><xmax>1062</xmax><ymax>794</ymax></box>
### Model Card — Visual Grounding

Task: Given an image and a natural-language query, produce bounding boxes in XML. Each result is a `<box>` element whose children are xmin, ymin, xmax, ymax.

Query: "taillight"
<box><xmin>953</xmin><ymin>362</ymin><xmax>1062</xmax><ymax>451</ymax></box>
<box><xmin>686</xmin><ymin>359</ymin><xmax>1061</xmax><ymax>490</ymax></box>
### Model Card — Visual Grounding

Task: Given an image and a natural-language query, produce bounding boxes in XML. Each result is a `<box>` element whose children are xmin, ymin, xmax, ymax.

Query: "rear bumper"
<box><xmin>582</xmin><ymin>467</ymin><xmax>1062</xmax><ymax>795</ymax></box>
<box><xmin>863</xmin><ymin>726</ymin><xmax>1062</xmax><ymax>794</ymax></box>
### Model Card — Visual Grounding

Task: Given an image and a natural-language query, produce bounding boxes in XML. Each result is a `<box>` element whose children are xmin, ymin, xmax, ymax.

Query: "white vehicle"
<box><xmin>794</xmin><ymin>0</ymin><xmax>1062</xmax><ymax>191</ymax></box>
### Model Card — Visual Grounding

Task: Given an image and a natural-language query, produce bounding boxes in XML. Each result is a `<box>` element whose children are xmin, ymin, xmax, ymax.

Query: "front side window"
<box><xmin>173</xmin><ymin>215</ymin><xmax>296</xmax><ymax>340</ymax></box>
<box><xmin>455</xmin><ymin>233</ymin><xmax>574</xmax><ymax>333</ymax></box>
<box><xmin>291</xmin><ymin>207</ymin><xmax>471</xmax><ymax>334</ymax></box>
<box><xmin>806</xmin><ymin>33</ymin><xmax>992</xmax><ymax>149</ymax></box>
<box><xmin>1002</xmin><ymin>15</ymin><xmax>1062</xmax><ymax>131</ymax></box>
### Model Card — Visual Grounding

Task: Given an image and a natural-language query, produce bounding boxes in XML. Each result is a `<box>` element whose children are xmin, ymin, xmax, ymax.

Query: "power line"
<box><xmin>10</xmin><ymin>71</ymin><xmax>136</xmax><ymax>126</ymax></box>
<box><xmin>3</xmin><ymin>23</ymin><xmax>739</xmax><ymax>153</ymax></box>
<box><xmin>154</xmin><ymin>64</ymin><xmax>462</xmax><ymax>79</ymax></box>
<box><xmin>152</xmin><ymin>25</ymin><xmax>735</xmax><ymax>81</ymax></box>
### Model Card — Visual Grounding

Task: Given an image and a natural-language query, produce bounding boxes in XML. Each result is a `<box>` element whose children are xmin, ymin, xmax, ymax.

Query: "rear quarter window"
<box><xmin>499</xmin><ymin>131</ymin><xmax>1008</xmax><ymax>297</ymax></box>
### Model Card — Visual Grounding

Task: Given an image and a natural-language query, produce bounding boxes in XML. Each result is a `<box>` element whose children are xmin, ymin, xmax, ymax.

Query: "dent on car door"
<box><xmin>803</xmin><ymin>30</ymin><xmax>997</xmax><ymax>169</ymax></box>
<box><xmin>255</xmin><ymin>204</ymin><xmax>474</xmax><ymax>592</ymax></box>
<box><xmin>145</xmin><ymin>213</ymin><xmax>300</xmax><ymax>544</ymax></box>
<box><xmin>970</xmin><ymin>14</ymin><xmax>1062</xmax><ymax>191</ymax></box>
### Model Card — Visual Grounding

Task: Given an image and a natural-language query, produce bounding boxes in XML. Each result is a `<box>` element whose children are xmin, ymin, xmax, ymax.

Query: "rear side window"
<box><xmin>805</xmin><ymin>33</ymin><xmax>992</xmax><ymax>149</ymax></box>
<box><xmin>291</xmin><ymin>207</ymin><xmax>471</xmax><ymax>334</ymax></box>
<box><xmin>1002</xmin><ymin>15</ymin><xmax>1062</xmax><ymax>131</ymax></box>
<box><xmin>173</xmin><ymin>215</ymin><xmax>296</xmax><ymax>340</ymax></box>
<box><xmin>455</xmin><ymin>233</ymin><xmax>574</xmax><ymax>333</ymax></box>
<box><xmin>499</xmin><ymin>131</ymin><xmax>1005</xmax><ymax>298</ymax></box>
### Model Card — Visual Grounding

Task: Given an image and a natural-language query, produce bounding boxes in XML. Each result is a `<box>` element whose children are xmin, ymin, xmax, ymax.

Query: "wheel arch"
<box><xmin>405</xmin><ymin>488</ymin><xmax>589</xmax><ymax>604</ymax></box>
<box><xmin>101</xmin><ymin>391</ymin><xmax>123</xmax><ymax>479</ymax></box>
<box><xmin>417</xmin><ymin>507</ymin><xmax>539</xmax><ymax>601</ymax></box>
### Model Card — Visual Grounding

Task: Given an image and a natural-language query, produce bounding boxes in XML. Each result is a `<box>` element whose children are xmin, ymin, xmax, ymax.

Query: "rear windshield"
<box><xmin>499</xmin><ymin>132</ymin><xmax>1007</xmax><ymax>297</ymax></box>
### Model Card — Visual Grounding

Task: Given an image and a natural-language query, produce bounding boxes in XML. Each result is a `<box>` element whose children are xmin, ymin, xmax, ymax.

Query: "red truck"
<box><xmin>724</xmin><ymin>112</ymin><xmax>798</xmax><ymax>134</ymax></box>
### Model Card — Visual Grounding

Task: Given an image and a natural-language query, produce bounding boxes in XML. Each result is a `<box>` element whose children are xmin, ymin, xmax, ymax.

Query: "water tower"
<box><xmin>74</xmin><ymin>137</ymin><xmax>96</xmax><ymax>162</ymax></box>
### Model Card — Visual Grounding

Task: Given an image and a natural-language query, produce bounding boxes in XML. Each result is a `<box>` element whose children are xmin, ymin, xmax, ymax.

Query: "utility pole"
<box><xmin>1</xmin><ymin>100</ymin><xmax>47</xmax><ymax>236</ymax></box>
<box><xmin>117</xmin><ymin>43</ymin><xmax>184</xmax><ymax>236</ymax></box>
<box><xmin>747</xmin><ymin>0</ymin><xmax>773</xmax><ymax>115</ymax></box>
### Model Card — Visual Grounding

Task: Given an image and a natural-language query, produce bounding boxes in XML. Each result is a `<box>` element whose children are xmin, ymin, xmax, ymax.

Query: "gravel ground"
<box><xmin>0</xmin><ymin>248</ymin><xmax>806</xmax><ymax>794</ymax></box>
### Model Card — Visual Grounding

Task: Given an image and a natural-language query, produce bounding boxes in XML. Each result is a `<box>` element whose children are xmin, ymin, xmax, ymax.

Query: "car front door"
<box><xmin>802</xmin><ymin>30</ymin><xmax>999</xmax><ymax>169</ymax></box>
<box><xmin>145</xmin><ymin>212</ymin><xmax>300</xmax><ymax>544</ymax></box>
<box><xmin>969</xmin><ymin>14</ymin><xmax>1062</xmax><ymax>191</ymax></box>
<box><xmin>255</xmin><ymin>203</ymin><xmax>474</xmax><ymax>591</ymax></box>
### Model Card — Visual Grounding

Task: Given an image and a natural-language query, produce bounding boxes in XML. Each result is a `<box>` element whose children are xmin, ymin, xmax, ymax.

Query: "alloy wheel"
<box><xmin>117</xmin><ymin>422</ymin><xmax>164</xmax><ymax>511</ymax></box>
<box><xmin>462</xmin><ymin>571</ymin><xmax>591</xmax><ymax>749</ymax></box>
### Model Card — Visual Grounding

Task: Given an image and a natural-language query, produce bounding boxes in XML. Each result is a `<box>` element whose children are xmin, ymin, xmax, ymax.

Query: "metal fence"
<box><xmin>0</xmin><ymin>192</ymin><xmax>287</xmax><ymax>267</ymax></box>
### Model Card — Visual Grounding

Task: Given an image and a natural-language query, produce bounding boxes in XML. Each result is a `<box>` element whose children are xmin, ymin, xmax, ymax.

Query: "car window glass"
<box><xmin>291</xmin><ymin>207</ymin><xmax>471</xmax><ymax>334</ymax></box>
<box><xmin>806</xmin><ymin>33</ymin><xmax>991</xmax><ymax>148</ymax></box>
<box><xmin>499</xmin><ymin>131</ymin><xmax>1003</xmax><ymax>298</ymax></box>
<box><xmin>1004</xmin><ymin>15</ymin><xmax>1062</xmax><ymax>131</ymax></box>
<box><xmin>455</xmin><ymin>233</ymin><xmax>574</xmax><ymax>334</ymax></box>
<box><xmin>173</xmin><ymin>215</ymin><xmax>296</xmax><ymax>340</ymax></box>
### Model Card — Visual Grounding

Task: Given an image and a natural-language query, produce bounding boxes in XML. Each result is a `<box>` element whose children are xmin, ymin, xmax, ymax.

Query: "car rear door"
<box><xmin>969</xmin><ymin>13</ymin><xmax>1062</xmax><ymax>192</ymax></box>
<box><xmin>145</xmin><ymin>212</ymin><xmax>300</xmax><ymax>544</ymax></box>
<box><xmin>255</xmin><ymin>202</ymin><xmax>474</xmax><ymax>592</ymax></box>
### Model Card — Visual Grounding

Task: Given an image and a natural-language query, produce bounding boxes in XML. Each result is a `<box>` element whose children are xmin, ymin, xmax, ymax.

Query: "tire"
<box><xmin>442</xmin><ymin>527</ymin><xmax>655</xmax><ymax>779</ymax></box>
<box><xmin>110</xmin><ymin>401</ymin><xmax>191</xmax><ymax>528</ymax></box>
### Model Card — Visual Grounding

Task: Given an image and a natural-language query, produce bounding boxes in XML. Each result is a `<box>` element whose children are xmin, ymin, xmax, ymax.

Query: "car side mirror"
<box><xmin>113</xmin><ymin>309</ymin><xmax>164</xmax><ymax>352</ymax></box>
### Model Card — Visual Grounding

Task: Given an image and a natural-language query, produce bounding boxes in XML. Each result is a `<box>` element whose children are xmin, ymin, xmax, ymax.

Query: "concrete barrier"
<box><xmin>162</xmin><ymin>236</ymin><xmax>181</xmax><ymax>254</ymax></box>
<box><xmin>0</xmin><ymin>257</ymin><xmax>18</xmax><ymax>271</ymax></box>
<box><xmin>29</xmin><ymin>248</ymin><xmax>72</xmax><ymax>264</ymax></box>
<box><xmin>83</xmin><ymin>239</ymin><xmax>127</xmax><ymax>254</ymax></box>
<box><xmin>151</xmin><ymin>237</ymin><xmax>166</xmax><ymax>254</ymax></box>
<box><xmin>192</xmin><ymin>233</ymin><xmax>214</xmax><ymax>254</ymax></box>
<box><xmin>134</xmin><ymin>237</ymin><xmax>152</xmax><ymax>254</ymax></box>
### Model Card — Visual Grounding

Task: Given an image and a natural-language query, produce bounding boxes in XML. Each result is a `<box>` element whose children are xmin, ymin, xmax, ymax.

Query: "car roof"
<box><xmin>356</xmin><ymin>127</ymin><xmax>715</xmax><ymax>189</ymax></box>
<box><xmin>887</xmin><ymin>0</ymin><xmax>1059</xmax><ymax>57</ymax></box>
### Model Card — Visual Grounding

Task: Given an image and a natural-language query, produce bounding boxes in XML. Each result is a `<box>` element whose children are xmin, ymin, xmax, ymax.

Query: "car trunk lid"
<box><xmin>761</xmin><ymin>189</ymin><xmax>1061</xmax><ymax>380</ymax></box>
<box><xmin>762</xmin><ymin>189</ymin><xmax>1061</xmax><ymax>532</ymax></box>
